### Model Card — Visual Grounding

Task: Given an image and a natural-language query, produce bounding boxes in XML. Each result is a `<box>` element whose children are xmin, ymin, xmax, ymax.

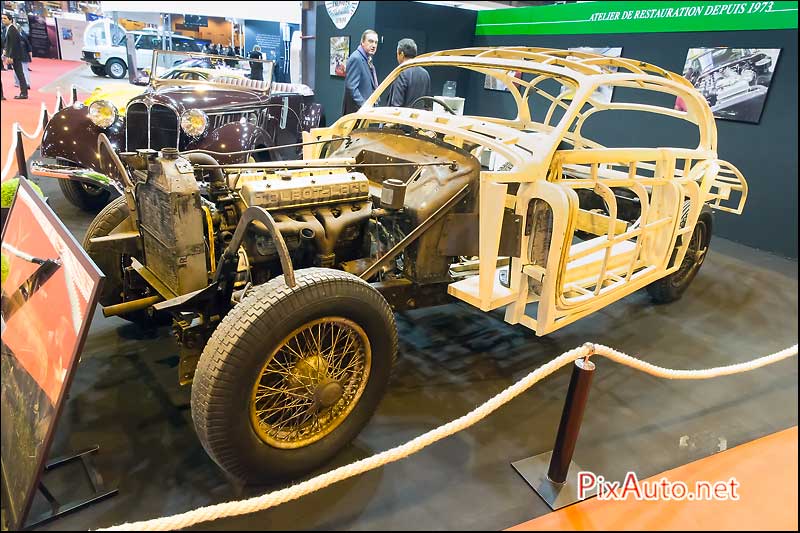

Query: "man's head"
<box><xmin>253</xmin><ymin>45</ymin><xmax>261</xmax><ymax>52</ymax></box>
<box><xmin>361</xmin><ymin>29</ymin><xmax>378</xmax><ymax>56</ymax></box>
<box><xmin>396</xmin><ymin>38</ymin><xmax>417</xmax><ymax>65</ymax></box>
<box><xmin>2</xmin><ymin>13</ymin><xmax>13</xmax><ymax>27</ymax></box>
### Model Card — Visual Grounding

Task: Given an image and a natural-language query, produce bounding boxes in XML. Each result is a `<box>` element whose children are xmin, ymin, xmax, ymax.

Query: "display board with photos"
<box><xmin>680</xmin><ymin>47</ymin><xmax>781</xmax><ymax>123</ymax></box>
<box><xmin>330</xmin><ymin>36</ymin><xmax>350</xmax><ymax>77</ymax></box>
<box><xmin>0</xmin><ymin>179</ymin><xmax>104</xmax><ymax>530</ymax></box>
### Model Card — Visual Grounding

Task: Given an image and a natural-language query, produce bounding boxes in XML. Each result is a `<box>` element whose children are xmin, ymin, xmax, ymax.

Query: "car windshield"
<box><xmin>149</xmin><ymin>50</ymin><xmax>274</xmax><ymax>89</ymax></box>
<box><xmin>111</xmin><ymin>25</ymin><xmax>126</xmax><ymax>46</ymax></box>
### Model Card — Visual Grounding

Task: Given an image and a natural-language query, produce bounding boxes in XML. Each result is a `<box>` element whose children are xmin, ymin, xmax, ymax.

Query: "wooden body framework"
<box><xmin>304</xmin><ymin>47</ymin><xmax>748</xmax><ymax>336</ymax></box>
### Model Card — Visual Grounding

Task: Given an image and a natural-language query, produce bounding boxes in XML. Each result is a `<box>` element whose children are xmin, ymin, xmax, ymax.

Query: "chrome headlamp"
<box><xmin>180</xmin><ymin>109</ymin><xmax>208</xmax><ymax>138</ymax></box>
<box><xmin>88</xmin><ymin>100</ymin><xmax>118</xmax><ymax>129</ymax></box>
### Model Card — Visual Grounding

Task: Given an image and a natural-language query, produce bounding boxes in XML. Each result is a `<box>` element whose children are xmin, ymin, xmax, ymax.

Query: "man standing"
<box><xmin>386</xmin><ymin>38</ymin><xmax>430</xmax><ymax>109</ymax></box>
<box><xmin>248</xmin><ymin>44</ymin><xmax>263</xmax><ymax>81</ymax></box>
<box><xmin>342</xmin><ymin>29</ymin><xmax>379</xmax><ymax>115</ymax></box>
<box><xmin>1</xmin><ymin>20</ymin><xmax>7</xmax><ymax>69</ymax></box>
<box><xmin>14</xmin><ymin>27</ymin><xmax>32</xmax><ymax>90</ymax></box>
<box><xmin>224</xmin><ymin>45</ymin><xmax>237</xmax><ymax>68</ymax></box>
<box><xmin>2</xmin><ymin>13</ymin><xmax>28</xmax><ymax>99</ymax></box>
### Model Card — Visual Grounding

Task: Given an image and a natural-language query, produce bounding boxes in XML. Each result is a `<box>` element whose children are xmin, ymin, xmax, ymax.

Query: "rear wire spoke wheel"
<box><xmin>646</xmin><ymin>204</ymin><xmax>712</xmax><ymax>304</ymax></box>
<box><xmin>669</xmin><ymin>217</ymin><xmax>708</xmax><ymax>288</ymax></box>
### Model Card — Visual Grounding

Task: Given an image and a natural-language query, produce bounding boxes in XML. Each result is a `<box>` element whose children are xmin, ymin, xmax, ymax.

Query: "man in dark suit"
<box><xmin>386</xmin><ymin>38</ymin><xmax>431</xmax><ymax>109</ymax></box>
<box><xmin>342</xmin><ymin>29</ymin><xmax>379</xmax><ymax>115</ymax></box>
<box><xmin>2</xmin><ymin>13</ymin><xmax>28</xmax><ymax>99</ymax></box>
<box><xmin>248</xmin><ymin>44</ymin><xmax>263</xmax><ymax>81</ymax></box>
<box><xmin>224</xmin><ymin>45</ymin><xmax>237</xmax><ymax>68</ymax></box>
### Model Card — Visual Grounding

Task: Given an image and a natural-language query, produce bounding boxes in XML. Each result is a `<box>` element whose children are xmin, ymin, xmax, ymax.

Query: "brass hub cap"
<box><xmin>249</xmin><ymin>317</ymin><xmax>371</xmax><ymax>449</ymax></box>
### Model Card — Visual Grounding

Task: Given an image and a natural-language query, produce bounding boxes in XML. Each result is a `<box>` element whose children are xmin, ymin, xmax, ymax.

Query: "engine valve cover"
<box><xmin>240</xmin><ymin>171</ymin><xmax>370</xmax><ymax>210</ymax></box>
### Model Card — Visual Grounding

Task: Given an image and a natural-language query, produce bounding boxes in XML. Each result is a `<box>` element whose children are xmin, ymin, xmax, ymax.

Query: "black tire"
<box><xmin>83</xmin><ymin>197</ymin><xmax>167</xmax><ymax>325</ymax></box>
<box><xmin>646</xmin><ymin>205</ymin><xmax>712</xmax><ymax>304</ymax></box>
<box><xmin>90</xmin><ymin>65</ymin><xmax>107</xmax><ymax>76</ymax></box>
<box><xmin>191</xmin><ymin>268</ymin><xmax>397</xmax><ymax>484</ymax></box>
<box><xmin>58</xmin><ymin>179</ymin><xmax>111</xmax><ymax>211</ymax></box>
<box><xmin>252</xmin><ymin>145</ymin><xmax>272</xmax><ymax>163</ymax></box>
<box><xmin>105</xmin><ymin>58</ymin><xmax>127</xmax><ymax>79</ymax></box>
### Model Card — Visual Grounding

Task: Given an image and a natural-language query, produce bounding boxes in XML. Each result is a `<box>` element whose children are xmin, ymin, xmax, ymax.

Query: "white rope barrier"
<box><xmin>1</xmin><ymin>86</ymin><xmax>69</xmax><ymax>183</ymax></box>
<box><xmin>16</xmin><ymin>102</ymin><xmax>48</xmax><ymax>139</ymax></box>
<box><xmin>97</xmin><ymin>342</ymin><xmax>798</xmax><ymax>531</ymax></box>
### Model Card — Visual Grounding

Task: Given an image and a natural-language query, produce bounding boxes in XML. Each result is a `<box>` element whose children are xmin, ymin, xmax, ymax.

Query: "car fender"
<box><xmin>40</xmin><ymin>105</ymin><xmax>125</xmax><ymax>171</ymax></box>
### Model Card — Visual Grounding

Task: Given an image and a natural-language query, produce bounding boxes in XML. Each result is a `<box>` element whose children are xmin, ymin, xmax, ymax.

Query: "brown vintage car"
<box><xmin>32</xmin><ymin>50</ymin><xmax>324</xmax><ymax>210</ymax></box>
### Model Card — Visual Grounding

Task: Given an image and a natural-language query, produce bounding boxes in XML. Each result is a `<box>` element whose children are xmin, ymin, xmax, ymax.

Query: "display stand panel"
<box><xmin>0</xmin><ymin>178</ymin><xmax>104</xmax><ymax>530</ymax></box>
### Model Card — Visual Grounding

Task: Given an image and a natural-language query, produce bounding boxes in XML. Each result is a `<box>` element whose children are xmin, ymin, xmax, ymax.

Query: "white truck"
<box><xmin>81</xmin><ymin>22</ymin><xmax>201</xmax><ymax>79</ymax></box>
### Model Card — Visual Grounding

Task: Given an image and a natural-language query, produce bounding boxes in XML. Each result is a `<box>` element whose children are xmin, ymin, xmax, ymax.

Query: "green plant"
<box><xmin>1</xmin><ymin>178</ymin><xmax>45</xmax><ymax>208</ymax></box>
<box><xmin>1</xmin><ymin>253</ymin><xmax>9</xmax><ymax>284</ymax></box>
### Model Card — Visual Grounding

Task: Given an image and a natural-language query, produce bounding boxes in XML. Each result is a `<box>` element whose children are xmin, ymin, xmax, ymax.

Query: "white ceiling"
<box><xmin>99</xmin><ymin>1</ymin><xmax>302</xmax><ymax>23</ymax></box>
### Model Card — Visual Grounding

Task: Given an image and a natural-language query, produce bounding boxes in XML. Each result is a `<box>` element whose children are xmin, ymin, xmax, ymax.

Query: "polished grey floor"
<box><xmin>25</xmin><ymin>174</ymin><xmax>798</xmax><ymax>531</ymax></box>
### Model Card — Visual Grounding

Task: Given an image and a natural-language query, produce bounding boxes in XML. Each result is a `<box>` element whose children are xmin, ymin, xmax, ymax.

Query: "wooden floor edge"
<box><xmin>508</xmin><ymin>426</ymin><xmax>798</xmax><ymax>531</ymax></box>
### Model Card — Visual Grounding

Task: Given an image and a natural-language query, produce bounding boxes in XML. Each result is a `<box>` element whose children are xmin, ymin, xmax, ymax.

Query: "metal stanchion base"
<box><xmin>511</xmin><ymin>451</ymin><xmax>596</xmax><ymax>511</ymax></box>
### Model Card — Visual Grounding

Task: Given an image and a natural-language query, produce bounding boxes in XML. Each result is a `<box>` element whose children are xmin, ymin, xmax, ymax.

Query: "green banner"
<box><xmin>476</xmin><ymin>1</ymin><xmax>798</xmax><ymax>36</ymax></box>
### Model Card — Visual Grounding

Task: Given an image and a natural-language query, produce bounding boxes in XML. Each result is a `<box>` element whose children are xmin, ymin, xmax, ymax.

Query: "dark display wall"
<box><xmin>314</xmin><ymin>1</ymin><xmax>476</xmax><ymax>125</ymax></box>
<box><xmin>468</xmin><ymin>30</ymin><xmax>798</xmax><ymax>259</ymax></box>
<box><xmin>373</xmin><ymin>2</ymin><xmax>477</xmax><ymax>106</ymax></box>
<box><xmin>314</xmin><ymin>2</ymin><xmax>377</xmax><ymax>124</ymax></box>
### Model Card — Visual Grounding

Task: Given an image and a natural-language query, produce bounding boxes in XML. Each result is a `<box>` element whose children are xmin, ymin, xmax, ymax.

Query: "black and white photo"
<box><xmin>681</xmin><ymin>47</ymin><xmax>781</xmax><ymax>123</ymax></box>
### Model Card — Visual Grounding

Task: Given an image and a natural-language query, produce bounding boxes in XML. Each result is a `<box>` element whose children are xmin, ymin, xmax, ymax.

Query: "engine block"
<box><xmin>240</xmin><ymin>171</ymin><xmax>370</xmax><ymax>210</ymax></box>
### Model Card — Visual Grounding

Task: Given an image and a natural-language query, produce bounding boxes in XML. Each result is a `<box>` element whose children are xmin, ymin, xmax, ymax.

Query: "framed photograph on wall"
<box><xmin>484</xmin><ymin>70</ymin><xmax>522</xmax><ymax>92</ymax></box>
<box><xmin>565</xmin><ymin>46</ymin><xmax>623</xmax><ymax>103</ymax></box>
<box><xmin>330</xmin><ymin>35</ymin><xmax>350</xmax><ymax>77</ymax></box>
<box><xmin>679</xmin><ymin>47</ymin><xmax>781</xmax><ymax>123</ymax></box>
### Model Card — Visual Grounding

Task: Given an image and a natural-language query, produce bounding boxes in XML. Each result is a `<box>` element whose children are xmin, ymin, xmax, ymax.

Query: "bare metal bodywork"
<box><xmin>306</xmin><ymin>47</ymin><xmax>748</xmax><ymax>335</ymax></box>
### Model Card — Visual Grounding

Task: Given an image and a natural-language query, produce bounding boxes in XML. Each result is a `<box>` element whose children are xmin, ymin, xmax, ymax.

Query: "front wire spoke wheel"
<box><xmin>249</xmin><ymin>317</ymin><xmax>371</xmax><ymax>449</ymax></box>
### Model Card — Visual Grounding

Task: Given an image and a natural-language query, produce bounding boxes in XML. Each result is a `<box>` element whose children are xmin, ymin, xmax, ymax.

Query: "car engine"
<box><xmin>116</xmin><ymin>128</ymin><xmax>481</xmax><ymax>305</ymax></box>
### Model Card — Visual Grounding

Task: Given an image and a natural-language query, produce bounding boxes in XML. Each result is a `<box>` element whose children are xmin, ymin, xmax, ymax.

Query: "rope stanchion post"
<box><xmin>71</xmin><ymin>86</ymin><xmax>78</xmax><ymax>105</ymax></box>
<box><xmin>15</xmin><ymin>127</ymin><xmax>29</xmax><ymax>179</ymax></box>
<box><xmin>511</xmin><ymin>342</ymin><xmax>599</xmax><ymax>511</ymax></box>
<box><xmin>548</xmin><ymin>354</ymin><xmax>595</xmax><ymax>483</ymax></box>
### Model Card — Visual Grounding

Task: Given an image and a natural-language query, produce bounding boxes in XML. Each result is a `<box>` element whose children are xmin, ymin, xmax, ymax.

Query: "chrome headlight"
<box><xmin>88</xmin><ymin>100</ymin><xmax>118</xmax><ymax>128</ymax></box>
<box><xmin>180</xmin><ymin>109</ymin><xmax>208</xmax><ymax>138</ymax></box>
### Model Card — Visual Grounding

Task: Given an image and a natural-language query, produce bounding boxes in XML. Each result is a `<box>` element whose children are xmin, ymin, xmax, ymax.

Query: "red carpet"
<box><xmin>1</xmin><ymin>59</ymin><xmax>87</xmax><ymax>182</ymax></box>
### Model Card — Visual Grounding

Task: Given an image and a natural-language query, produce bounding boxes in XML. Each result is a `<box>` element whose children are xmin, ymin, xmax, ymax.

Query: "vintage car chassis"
<box><xmin>84</xmin><ymin>47</ymin><xmax>749</xmax><ymax>484</ymax></box>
